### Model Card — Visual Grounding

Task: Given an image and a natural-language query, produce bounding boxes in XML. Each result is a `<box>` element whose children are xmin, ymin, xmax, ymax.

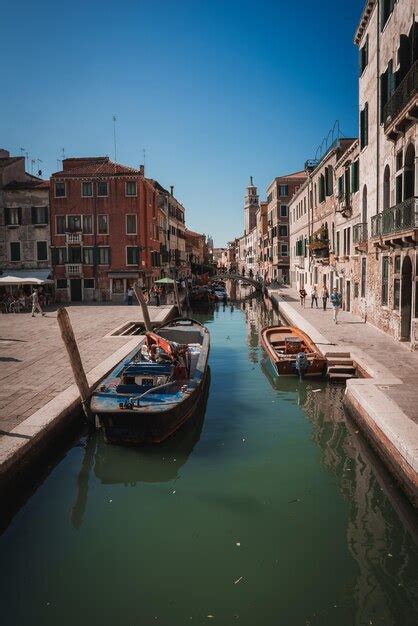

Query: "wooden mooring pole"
<box><xmin>172</xmin><ymin>278</ymin><xmax>183</xmax><ymax>317</ymax></box>
<box><xmin>57</xmin><ymin>307</ymin><xmax>93</xmax><ymax>423</ymax></box>
<box><xmin>133</xmin><ymin>283</ymin><xmax>152</xmax><ymax>331</ymax></box>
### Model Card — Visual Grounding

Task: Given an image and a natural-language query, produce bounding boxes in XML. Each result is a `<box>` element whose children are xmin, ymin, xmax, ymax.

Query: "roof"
<box><xmin>0</xmin><ymin>157</ymin><xmax>22</xmax><ymax>170</ymax></box>
<box><xmin>266</xmin><ymin>169</ymin><xmax>307</xmax><ymax>191</ymax></box>
<box><xmin>2</xmin><ymin>179</ymin><xmax>50</xmax><ymax>190</ymax></box>
<box><xmin>354</xmin><ymin>0</ymin><xmax>376</xmax><ymax>45</ymax></box>
<box><xmin>52</xmin><ymin>157</ymin><xmax>141</xmax><ymax>178</ymax></box>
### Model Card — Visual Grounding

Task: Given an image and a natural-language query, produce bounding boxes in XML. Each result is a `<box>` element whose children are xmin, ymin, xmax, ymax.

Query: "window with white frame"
<box><xmin>280</xmin><ymin>204</ymin><xmax>287</xmax><ymax>217</ymax></box>
<box><xmin>281</xmin><ymin>244</ymin><xmax>288</xmax><ymax>257</ymax></box>
<box><xmin>32</xmin><ymin>206</ymin><xmax>48</xmax><ymax>224</ymax></box>
<box><xmin>98</xmin><ymin>247</ymin><xmax>110</xmax><ymax>264</ymax></box>
<box><xmin>97</xmin><ymin>181</ymin><xmax>108</xmax><ymax>197</ymax></box>
<box><xmin>82</xmin><ymin>182</ymin><xmax>93</xmax><ymax>197</ymax></box>
<box><xmin>126</xmin><ymin>181</ymin><xmax>137</xmax><ymax>197</ymax></box>
<box><xmin>127</xmin><ymin>246</ymin><xmax>139</xmax><ymax>265</ymax></box>
<box><xmin>55</xmin><ymin>182</ymin><xmax>66</xmax><ymax>197</ymax></box>
<box><xmin>68</xmin><ymin>215</ymin><xmax>81</xmax><ymax>231</ymax></box>
<box><xmin>126</xmin><ymin>214</ymin><xmax>137</xmax><ymax>234</ymax></box>
<box><xmin>83</xmin><ymin>215</ymin><xmax>93</xmax><ymax>234</ymax></box>
<box><xmin>56</xmin><ymin>215</ymin><xmax>66</xmax><ymax>234</ymax></box>
<box><xmin>83</xmin><ymin>247</ymin><xmax>94</xmax><ymax>264</ymax></box>
<box><xmin>5</xmin><ymin>207</ymin><xmax>21</xmax><ymax>225</ymax></box>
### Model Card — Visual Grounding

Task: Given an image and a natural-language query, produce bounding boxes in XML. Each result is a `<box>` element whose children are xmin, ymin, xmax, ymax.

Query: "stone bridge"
<box><xmin>210</xmin><ymin>273</ymin><xmax>263</xmax><ymax>292</ymax></box>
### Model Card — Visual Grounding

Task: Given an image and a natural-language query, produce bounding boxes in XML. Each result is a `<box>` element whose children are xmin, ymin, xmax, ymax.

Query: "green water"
<box><xmin>1</xmin><ymin>296</ymin><xmax>418</xmax><ymax>626</ymax></box>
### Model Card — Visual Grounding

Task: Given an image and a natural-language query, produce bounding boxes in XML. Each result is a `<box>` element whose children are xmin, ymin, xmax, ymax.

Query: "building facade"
<box><xmin>355</xmin><ymin>0</ymin><xmax>417</xmax><ymax>342</ymax></box>
<box><xmin>50</xmin><ymin>157</ymin><xmax>160</xmax><ymax>302</ymax></box>
<box><xmin>0</xmin><ymin>149</ymin><xmax>50</xmax><ymax>279</ymax></box>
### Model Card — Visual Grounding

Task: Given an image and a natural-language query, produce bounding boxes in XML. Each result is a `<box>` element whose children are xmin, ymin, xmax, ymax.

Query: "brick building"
<box><xmin>266</xmin><ymin>171</ymin><xmax>306</xmax><ymax>284</ymax></box>
<box><xmin>50</xmin><ymin>157</ymin><xmax>160</xmax><ymax>302</ymax></box>
<box><xmin>0</xmin><ymin>149</ymin><xmax>50</xmax><ymax>281</ymax></box>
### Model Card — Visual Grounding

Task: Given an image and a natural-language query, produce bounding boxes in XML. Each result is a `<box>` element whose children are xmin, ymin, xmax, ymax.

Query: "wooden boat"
<box><xmin>91</xmin><ymin>318</ymin><xmax>210</xmax><ymax>444</ymax></box>
<box><xmin>260</xmin><ymin>325</ymin><xmax>327</xmax><ymax>378</ymax></box>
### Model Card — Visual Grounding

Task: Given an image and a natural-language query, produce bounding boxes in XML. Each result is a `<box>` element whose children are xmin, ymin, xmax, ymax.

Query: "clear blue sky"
<box><xmin>2</xmin><ymin>0</ymin><xmax>364</xmax><ymax>246</ymax></box>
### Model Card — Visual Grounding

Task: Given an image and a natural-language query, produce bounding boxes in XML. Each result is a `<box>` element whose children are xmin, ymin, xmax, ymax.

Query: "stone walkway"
<box><xmin>270</xmin><ymin>286</ymin><xmax>418</xmax><ymax>423</ymax></box>
<box><xmin>0</xmin><ymin>303</ymin><xmax>173</xmax><ymax>435</ymax></box>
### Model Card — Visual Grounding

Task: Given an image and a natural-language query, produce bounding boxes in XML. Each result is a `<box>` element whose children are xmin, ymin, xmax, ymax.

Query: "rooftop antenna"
<box><xmin>20</xmin><ymin>147</ymin><xmax>26</xmax><ymax>159</ymax></box>
<box><xmin>31</xmin><ymin>159</ymin><xmax>36</xmax><ymax>175</ymax></box>
<box><xmin>142</xmin><ymin>147</ymin><xmax>146</xmax><ymax>173</ymax></box>
<box><xmin>37</xmin><ymin>159</ymin><xmax>43</xmax><ymax>177</ymax></box>
<box><xmin>112</xmin><ymin>115</ymin><xmax>117</xmax><ymax>161</ymax></box>
<box><xmin>62</xmin><ymin>148</ymin><xmax>66</xmax><ymax>160</ymax></box>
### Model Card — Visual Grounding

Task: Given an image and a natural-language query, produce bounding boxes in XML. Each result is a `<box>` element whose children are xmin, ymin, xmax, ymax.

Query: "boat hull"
<box><xmin>260</xmin><ymin>325</ymin><xmax>327</xmax><ymax>378</ymax></box>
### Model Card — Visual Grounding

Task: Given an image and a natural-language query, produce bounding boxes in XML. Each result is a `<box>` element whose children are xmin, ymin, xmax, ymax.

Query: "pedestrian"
<box><xmin>299</xmin><ymin>287</ymin><xmax>307</xmax><ymax>307</ymax></box>
<box><xmin>154</xmin><ymin>286</ymin><xmax>161</xmax><ymax>307</ymax></box>
<box><xmin>311</xmin><ymin>285</ymin><xmax>319</xmax><ymax>308</ymax></box>
<box><xmin>330</xmin><ymin>287</ymin><xmax>342</xmax><ymax>324</ymax></box>
<box><xmin>127</xmin><ymin>286</ymin><xmax>134</xmax><ymax>305</ymax></box>
<box><xmin>31</xmin><ymin>288</ymin><xmax>45</xmax><ymax>317</ymax></box>
<box><xmin>321</xmin><ymin>285</ymin><xmax>329</xmax><ymax>311</ymax></box>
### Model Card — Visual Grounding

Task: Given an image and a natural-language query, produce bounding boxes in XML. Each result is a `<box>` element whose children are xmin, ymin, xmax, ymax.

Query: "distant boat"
<box><xmin>91</xmin><ymin>318</ymin><xmax>210</xmax><ymax>444</ymax></box>
<box><xmin>260</xmin><ymin>325</ymin><xmax>327</xmax><ymax>378</ymax></box>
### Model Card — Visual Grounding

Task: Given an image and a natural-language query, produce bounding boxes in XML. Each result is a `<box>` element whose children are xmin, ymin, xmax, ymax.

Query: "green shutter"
<box><xmin>4</xmin><ymin>208</ymin><xmax>10</xmax><ymax>225</ymax></box>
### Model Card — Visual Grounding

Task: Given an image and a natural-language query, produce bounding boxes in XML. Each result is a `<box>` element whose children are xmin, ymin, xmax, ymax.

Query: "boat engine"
<box><xmin>295</xmin><ymin>352</ymin><xmax>309</xmax><ymax>379</ymax></box>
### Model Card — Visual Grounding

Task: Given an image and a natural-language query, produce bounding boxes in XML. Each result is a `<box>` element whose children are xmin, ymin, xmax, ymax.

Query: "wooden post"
<box><xmin>133</xmin><ymin>282</ymin><xmax>152</xmax><ymax>331</ymax></box>
<box><xmin>172</xmin><ymin>277</ymin><xmax>183</xmax><ymax>317</ymax></box>
<box><xmin>57</xmin><ymin>307</ymin><xmax>93</xmax><ymax>423</ymax></box>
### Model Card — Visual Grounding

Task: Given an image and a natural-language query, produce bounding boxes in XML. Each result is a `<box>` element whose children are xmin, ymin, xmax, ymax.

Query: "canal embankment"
<box><xmin>0</xmin><ymin>303</ymin><xmax>176</xmax><ymax>485</ymax></box>
<box><xmin>268</xmin><ymin>286</ymin><xmax>418</xmax><ymax>506</ymax></box>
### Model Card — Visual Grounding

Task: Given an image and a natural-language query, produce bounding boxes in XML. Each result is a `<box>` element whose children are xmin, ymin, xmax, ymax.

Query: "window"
<box><xmin>55</xmin><ymin>248</ymin><xmax>67</xmax><ymax>264</ymax></box>
<box><xmin>359</xmin><ymin>36</ymin><xmax>369</xmax><ymax>75</ymax></box>
<box><xmin>346</xmin><ymin>227</ymin><xmax>351</xmax><ymax>256</ymax></box>
<box><xmin>37</xmin><ymin>241</ymin><xmax>48</xmax><ymax>261</ymax></box>
<box><xmin>68</xmin><ymin>215</ymin><xmax>81</xmax><ymax>231</ymax></box>
<box><xmin>279</xmin><ymin>184</ymin><xmax>288</xmax><ymax>197</ymax></box>
<box><xmin>319</xmin><ymin>174</ymin><xmax>325</xmax><ymax>203</ymax></box>
<box><xmin>56</xmin><ymin>279</ymin><xmax>67</xmax><ymax>289</ymax></box>
<box><xmin>351</xmin><ymin>161</ymin><xmax>359</xmax><ymax>193</ymax></box>
<box><xmin>382</xmin><ymin>256</ymin><xmax>389</xmax><ymax>305</ymax></box>
<box><xmin>68</xmin><ymin>247</ymin><xmax>82</xmax><ymax>263</ymax></box>
<box><xmin>84</xmin><ymin>279</ymin><xmax>95</xmax><ymax>289</ymax></box>
<box><xmin>126</xmin><ymin>214</ymin><xmax>137</xmax><ymax>234</ymax></box>
<box><xmin>97</xmin><ymin>182</ymin><xmax>108</xmax><ymax>197</ymax></box>
<box><xmin>5</xmin><ymin>207</ymin><xmax>21</xmax><ymax>225</ymax></box>
<box><xmin>281</xmin><ymin>244</ymin><xmax>288</xmax><ymax>257</ymax></box>
<box><xmin>10</xmin><ymin>242</ymin><xmax>21</xmax><ymax>261</ymax></box>
<box><xmin>98</xmin><ymin>214</ymin><xmax>109</xmax><ymax>234</ymax></box>
<box><xmin>380</xmin><ymin>0</ymin><xmax>394</xmax><ymax>31</ymax></box>
<box><xmin>56</xmin><ymin>216</ymin><xmax>66</xmax><ymax>234</ymax></box>
<box><xmin>394</xmin><ymin>256</ymin><xmax>401</xmax><ymax>273</ymax></box>
<box><xmin>32</xmin><ymin>206</ymin><xmax>48</xmax><ymax>224</ymax></box>
<box><xmin>360</xmin><ymin>103</ymin><xmax>368</xmax><ymax>149</ymax></box>
<box><xmin>278</xmin><ymin>225</ymin><xmax>288</xmax><ymax>237</ymax></box>
<box><xmin>127</xmin><ymin>246</ymin><xmax>139</xmax><ymax>265</ymax></box>
<box><xmin>336</xmin><ymin>231</ymin><xmax>340</xmax><ymax>255</ymax></box>
<box><xmin>361</xmin><ymin>257</ymin><xmax>367</xmax><ymax>298</ymax></box>
<box><xmin>325</xmin><ymin>166</ymin><xmax>333</xmax><ymax>196</ymax></box>
<box><xmin>126</xmin><ymin>181</ymin><xmax>137</xmax><ymax>196</ymax></box>
<box><xmin>393</xmin><ymin>279</ymin><xmax>400</xmax><ymax>309</ymax></box>
<box><xmin>280</xmin><ymin>204</ymin><xmax>288</xmax><ymax>217</ymax></box>
<box><xmin>83</xmin><ymin>247</ymin><xmax>94</xmax><ymax>264</ymax></box>
<box><xmin>55</xmin><ymin>182</ymin><xmax>66</xmax><ymax>197</ymax></box>
<box><xmin>82</xmin><ymin>182</ymin><xmax>93</xmax><ymax>197</ymax></box>
<box><xmin>380</xmin><ymin>60</ymin><xmax>395</xmax><ymax>122</ymax></box>
<box><xmin>98</xmin><ymin>247</ymin><xmax>110</xmax><ymax>264</ymax></box>
<box><xmin>83</xmin><ymin>215</ymin><xmax>93</xmax><ymax>234</ymax></box>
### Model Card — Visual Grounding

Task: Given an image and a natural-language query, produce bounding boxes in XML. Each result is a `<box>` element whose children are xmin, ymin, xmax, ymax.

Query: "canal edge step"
<box><xmin>326</xmin><ymin>353</ymin><xmax>357</xmax><ymax>382</ymax></box>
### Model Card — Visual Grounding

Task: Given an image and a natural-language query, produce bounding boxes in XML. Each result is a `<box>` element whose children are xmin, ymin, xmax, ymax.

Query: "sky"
<box><xmin>1</xmin><ymin>0</ymin><xmax>365</xmax><ymax>246</ymax></box>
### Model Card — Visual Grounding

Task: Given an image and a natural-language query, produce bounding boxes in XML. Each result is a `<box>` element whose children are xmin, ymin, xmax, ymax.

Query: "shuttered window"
<box><xmin>36</xmin><ymin>241</ymin><xmax>48</xmax><ymax>261</ymax></box>
<box><xmin>10</xmin><ymin>242</ymin><xmax>21</xmax><ymax>261</ymax></box>
<box><xmin>32</xmin><ymin>206</ymin><xmax>48</xmax><ymax>224</ymax></box>
<box><xmin>351</xmin><ymin>161</ymin><xmax>359</xmax><ymax>193</ymax></box>
<box><xmin>382</xmin><ymin>257</ymin><xmax>389</xmax><ymax>305</ymax></box>
<box><xmin>360</xmin><ymin>103</ymin><xmax>368</xmax><ymax>149</ymax></box>
<box><xmin>5</xmin><ymin>207</ymin><xmax>22</xmax><ymax>225</ymax></box>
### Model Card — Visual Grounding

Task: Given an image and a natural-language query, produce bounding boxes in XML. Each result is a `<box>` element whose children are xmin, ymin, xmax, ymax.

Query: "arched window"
<box><xmin>404</xmin><ymin>143</ymin><xmax>415</xmax><ymax>200</ymax></box>
<box><xmin>383</xmin><ymin>165</ymin><xmax>390</xmax><ymax>210</ymax></box>
<box><xmin>362</xmin><ymin>185</ymin><xmax>367</xmax><ymax>224</ymax></box>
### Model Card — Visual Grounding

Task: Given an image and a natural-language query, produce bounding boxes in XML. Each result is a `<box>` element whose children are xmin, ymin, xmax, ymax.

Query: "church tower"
<box><xmin>244</xmin><ymin>176</ymin><xmax>259</xmax><ymax>234</ymax></box>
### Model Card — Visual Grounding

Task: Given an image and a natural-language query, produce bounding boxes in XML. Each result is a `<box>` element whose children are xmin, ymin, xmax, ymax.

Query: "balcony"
<box><xmin>66</xmin><ymin>232</ymin><xmax>82</xmax><ymax>245</ymax></box>
<box><xmin>65</xmin><ymin>263</ymin><xmax>83</xmax><ymax>276</ymax></box>
<box><xmin>383</xmin><ymin>61</ymin><xmax>418</xmax><ymax>139</ymax></box>
<box><xmin>353</xmin><ymin>222</ymin><xmax>368</xmax><ymax>244</ymax></box>
<box><xmin>371</xmin><ymin>198</ymin><xmax>418</xmax><ymax>243</ymax></box>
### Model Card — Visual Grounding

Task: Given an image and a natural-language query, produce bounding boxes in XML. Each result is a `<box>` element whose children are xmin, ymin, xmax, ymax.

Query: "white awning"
<box><xmin>0</xmin><ymin>268</ymin><xmax>53</xmax><ymax>285</ymax></box>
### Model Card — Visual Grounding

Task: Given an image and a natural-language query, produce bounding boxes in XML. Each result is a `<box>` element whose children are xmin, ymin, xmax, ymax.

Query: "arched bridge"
<box><xmin>210</xmin><ymin>273</ymin><xmax>263</xmax><ymax>292</ymax></box>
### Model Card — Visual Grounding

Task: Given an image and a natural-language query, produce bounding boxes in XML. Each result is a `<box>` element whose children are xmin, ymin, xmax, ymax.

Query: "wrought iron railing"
<box><xmin>383</xmin><ymin>60</ymin><xmax>418</xmax><ymax>128</ymax></box>
<box><xmin>371</xmin><ymin>198</ymin><xmax>418</xmax><ymax>237</ymax></box>
<box><xmin>353</xmin><ymin>222</ymin><xmax>368</xmax><ymax>243</ymax></box>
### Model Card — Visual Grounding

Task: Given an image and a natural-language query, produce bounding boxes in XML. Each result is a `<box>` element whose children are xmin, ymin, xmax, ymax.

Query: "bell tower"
<box><xmin>244</xmin><ymin>176</ymin><xmax>259</xmax><ymax>234</ymax></box>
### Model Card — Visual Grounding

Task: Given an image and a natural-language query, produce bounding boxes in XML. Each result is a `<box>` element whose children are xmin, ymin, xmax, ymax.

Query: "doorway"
<box><xmin>70</xmin><ymin>278</ymin><xmax>82</xmax><ymax>302</ymax></box>
<box><xmin>400</xmin><ymin>256</ymin><xmax>412</xmax><ymax>341</ymax></box>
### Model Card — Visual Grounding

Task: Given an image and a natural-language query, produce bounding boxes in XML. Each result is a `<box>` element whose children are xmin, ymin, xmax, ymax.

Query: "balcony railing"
<box><xmin>66</xmin><ymin>232</ymin><xmax>82</xmax><ymax>244</ymax></box>
<box><xmin>383</xmin><ymin>60</ymin><xmax>418</xmax><ymax>129</ymax></box>
<box><xmin>66</xmin><ymin>263</ymin><xmax>83</xmax><ymax>276</ymax></box>
<box><xmin>353</xmin><ymin>222</ymin><xmax>368</xmax><ymax>244</ymax></box>
<box><xmin>371</xmin><ymin>198</ymin><xmax>418</xmax><ymax>238</ymax></box>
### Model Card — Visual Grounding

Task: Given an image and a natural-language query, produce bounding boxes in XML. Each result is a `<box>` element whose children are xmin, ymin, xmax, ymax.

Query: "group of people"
<box><xmin>1</xmin><ymin>288</ymin><xmax>48</xmax><ymax>316</ymax></box>
<box><xmin>299</xmin><ymin>284</ymin><xmax>342</xmax><ymax>323</ymax></box>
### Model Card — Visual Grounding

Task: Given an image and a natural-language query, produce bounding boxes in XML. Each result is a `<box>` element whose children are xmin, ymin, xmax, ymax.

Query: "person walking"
<box><xmin>299</xmin><ymin>287</ymin><xmax>307</xmax><ymax>307</ymax></box>
<box><xmin>31</xmin><ymin>288</ymin><xmax>45</xmax><ymax>317</ymax></box>
<box><xmin>154</xmin><ymin>286</ymin><xmax>161</xmax><ymax>307</ymax></box>
<box><xmin>127</xmin><ymin>286</ymin><xmax>134</xmax><ymax>305</ymax></box>
<box><xmin>321</xmin><ymin>286</ymin><xmax>329</xmax><ymax>311</ymax></box>
<box><xmin>311</xmin><ymin>285</ymin><xmax>319</xmax><ymax>308</ymax></box>
<box><xmin>330</xmin><ymin>287</ymin><xmax>342</xmax><ymax>324</ymax></box>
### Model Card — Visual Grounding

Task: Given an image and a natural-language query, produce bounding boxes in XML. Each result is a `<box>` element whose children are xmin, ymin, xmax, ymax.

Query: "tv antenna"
<box><xmin>142</xmin><ymin>147</ymin><xmax>146</xmax><ymax>172</ymax></box>
<box><xmin>112</xmin><ymin>115</ymin><xmax>117</xmax><ymax>161</ymax></box>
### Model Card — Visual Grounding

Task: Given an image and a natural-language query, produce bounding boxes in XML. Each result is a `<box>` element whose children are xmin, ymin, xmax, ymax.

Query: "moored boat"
<box><xmin>91</xmin><ymin>318</ymin><xmax>210</xmax><ymax>444</ymax></box>
<box><xmin>260</xmin><ymin>325</ymin><xmax>327</xmax><ymax>378</ymax></box>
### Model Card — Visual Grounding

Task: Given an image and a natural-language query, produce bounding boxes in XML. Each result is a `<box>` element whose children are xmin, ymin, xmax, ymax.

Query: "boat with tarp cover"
<box><xmin>260</xmin><ymin>325</ymin><xmax>327</xmax><ymax>378</ymax></box>
<box><xmin>91</xmin><ymin>318</ymin><xmax>210</xmax><ymax>444</ymax></box>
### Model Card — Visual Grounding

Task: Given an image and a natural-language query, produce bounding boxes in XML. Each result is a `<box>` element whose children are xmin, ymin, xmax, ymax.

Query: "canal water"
<box><xmin>1</xmin><ymin>292</ymin><xmax>418</xmax><ymax>626</ymax></box>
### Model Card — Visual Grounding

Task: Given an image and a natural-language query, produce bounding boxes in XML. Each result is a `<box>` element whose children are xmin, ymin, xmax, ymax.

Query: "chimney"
<box><xmin>139</xmin><ymin>164</ymin><xmax>144</xmax><ymax>176</ymax></box>
<box><xmin>170</xmin><ymin>185</ymin><xmax>174</xmax><ymax>196</ymax></box>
